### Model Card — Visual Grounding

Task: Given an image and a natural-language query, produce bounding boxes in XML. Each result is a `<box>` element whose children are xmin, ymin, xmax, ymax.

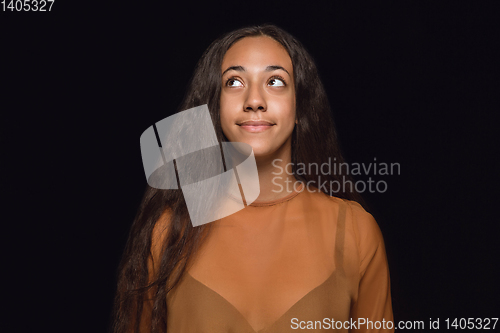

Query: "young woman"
<box><xmin>112</xmin><ymin>24</ymin><xmax>393</xmax><ymax>333</ymax></box>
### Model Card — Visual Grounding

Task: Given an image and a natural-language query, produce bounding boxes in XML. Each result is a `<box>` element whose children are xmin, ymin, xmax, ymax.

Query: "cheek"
<box><xmin>219</xmin><ymin>93</ymin><xmax>235</xmax><ymax>122</ymax></box>
<box><xmin>219</xmin><ymin>95</ymin><xmax>230</xmax><ymax>125</ymax></box>
<box><xmin>219</xmin><ymin>111</ymin><xmax>230</xmax><ymax>136</ymax></box>
<box><xmin>219</xmin><ymin>104</ymin><xmax>235</xmax><ymax>140</ymax></box>
<box><xmin>285</xmin><ymin>101</ymin><xmax>297</xmax><ymax>135</ymax></box>
<box><xmin>274</xmin><ymin>98</ymin><xmax>296</xmax><ymax>126</ymax></box>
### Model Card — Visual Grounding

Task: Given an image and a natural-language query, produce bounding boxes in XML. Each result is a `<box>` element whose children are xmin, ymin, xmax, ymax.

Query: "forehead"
<box><xmin>222</xmin><ymin>36</ymin><xmax>293</xmax><ymax>73</ymax></box>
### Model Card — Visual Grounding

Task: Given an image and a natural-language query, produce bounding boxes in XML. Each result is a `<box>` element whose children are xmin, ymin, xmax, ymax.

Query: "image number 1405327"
<box><xmin>1</xmin><ymin>0</ymin><xmax>55</xmax><ymax>11</ymax></box>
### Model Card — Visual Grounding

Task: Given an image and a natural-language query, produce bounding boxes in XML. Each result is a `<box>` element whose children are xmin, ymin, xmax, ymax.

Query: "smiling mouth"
<box><xmin>237</xmin><ymin>121</ymin><xmax>275</xmax><ymax>132</ymax></box>
<box><xmin>237</xmin><ymin>120</ymin><xmax>275</xmax><ymax>126</ymax></box>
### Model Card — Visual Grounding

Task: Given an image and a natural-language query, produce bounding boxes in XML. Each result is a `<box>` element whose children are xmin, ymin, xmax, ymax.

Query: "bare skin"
<box><xmin>220</xmin><ymin>36</ymin><xmax>301</xmax><ymax>202</ymax></box>
<box><xmin>183</xmin><ymin>37</ymin><xmax>308</xmax><ymax>331</ymax></box>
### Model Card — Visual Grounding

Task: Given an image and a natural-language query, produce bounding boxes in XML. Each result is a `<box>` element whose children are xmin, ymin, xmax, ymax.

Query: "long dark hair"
<box><xmin>111</xmin><ymin>23</ymin><xmax>365</xmax><ymax>333</ymax></box>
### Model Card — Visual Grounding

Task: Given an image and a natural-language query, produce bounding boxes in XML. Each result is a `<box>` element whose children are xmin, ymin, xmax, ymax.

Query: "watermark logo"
<box><xmin>272</xmin><ymin>158</ymin><xmax>400</xmax><ymax>195</ymax></box>
<box><xmin>140</xmin><ymin>105</ymin><xmax>260</xmax><ymax>227</ymax></box>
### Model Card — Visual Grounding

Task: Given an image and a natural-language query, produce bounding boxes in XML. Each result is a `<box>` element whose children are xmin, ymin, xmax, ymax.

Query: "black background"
<box><xmin>3</xmin><ymin>1</ymin><xmax>499</xmax><ymax>332</ymax></box>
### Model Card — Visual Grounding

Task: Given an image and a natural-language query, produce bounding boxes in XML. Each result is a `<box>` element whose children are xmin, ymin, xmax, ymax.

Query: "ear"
<box><xmin>295</xmin><ymin>118</ymin><xmax>298</xmax><ymax>124</ymax></box>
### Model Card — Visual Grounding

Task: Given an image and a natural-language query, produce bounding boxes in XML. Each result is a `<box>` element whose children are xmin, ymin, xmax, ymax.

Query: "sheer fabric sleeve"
<box><xmin>348</xmin><ymin>202</ymin><xmax>394</xmax><ymax>333</ymax></box>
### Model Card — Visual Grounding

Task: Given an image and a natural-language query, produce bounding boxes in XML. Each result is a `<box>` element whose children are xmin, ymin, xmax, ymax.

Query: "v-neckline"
<box><xmin>185</xmin><ymin>270</ymin><xmax>337</xmax><ymax>332</ymax></box>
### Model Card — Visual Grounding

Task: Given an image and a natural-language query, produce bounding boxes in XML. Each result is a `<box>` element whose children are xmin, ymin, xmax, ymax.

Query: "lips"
<box><xmin>237</xmin><ymin>120</ymin><xmax>275</xmax><ymax>133</ymax></box>
<box><xmin>237</xmin><ymin>120</ymin><xmax>275</xmax><ymax>126</ymax></box>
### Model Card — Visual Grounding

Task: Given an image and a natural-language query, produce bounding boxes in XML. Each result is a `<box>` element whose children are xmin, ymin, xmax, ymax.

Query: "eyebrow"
<box><xmin>222</xmin><ymin>65</ymin><xmax>291</xmax><ymax>77</ymax></box>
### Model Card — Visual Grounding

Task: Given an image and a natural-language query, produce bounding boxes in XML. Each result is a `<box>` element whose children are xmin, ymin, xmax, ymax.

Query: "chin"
<box><xmin>223</xmin><ymin>133</ymin><xmax>281</xmax><ymax>158</ymax></box>
<box><xmin>250</xmin><ymin>147</ymin><xmax>277</xmax><ymax>158</ymax></box>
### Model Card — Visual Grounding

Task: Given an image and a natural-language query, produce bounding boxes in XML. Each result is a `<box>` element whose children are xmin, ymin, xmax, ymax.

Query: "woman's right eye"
<box><xmin>226</xmin><ymin>78</ymin><xmax>243</xmax><ymax>87</ymax></box>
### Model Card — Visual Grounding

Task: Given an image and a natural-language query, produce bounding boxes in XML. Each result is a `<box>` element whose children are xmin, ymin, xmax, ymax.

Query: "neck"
<box><xmin>252</xmin><ymin>139</ymin><xmax>300</xmax><ymax>202</ymax></box>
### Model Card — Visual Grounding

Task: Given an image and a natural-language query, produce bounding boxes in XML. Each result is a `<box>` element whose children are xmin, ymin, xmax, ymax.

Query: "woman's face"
<box><xmin>220</xmin><ymin>36</ymin><xmax>296</xmax><ymax>158</ymax></box>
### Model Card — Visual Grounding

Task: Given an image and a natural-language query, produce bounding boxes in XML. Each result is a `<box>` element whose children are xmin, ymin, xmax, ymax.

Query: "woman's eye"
<box><xmin>226</xmin><ymin>79</ymin><xmax>243</xmax><ymax>87</ymax></box>
<box><xmin>268</xmin><ymin>78</ymin><xmax>285</xmax><ymax>87</ymax></box>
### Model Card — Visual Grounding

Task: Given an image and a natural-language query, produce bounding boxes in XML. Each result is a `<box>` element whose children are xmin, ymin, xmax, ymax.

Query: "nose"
<box><xmin>243</xmin><ymin>84</ymin><xmax>267</xmax><ymax>112</ymax></box>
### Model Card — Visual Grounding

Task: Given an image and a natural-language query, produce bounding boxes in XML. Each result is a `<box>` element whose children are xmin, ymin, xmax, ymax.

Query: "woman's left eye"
<box><xmin>268</xmin><ymin>77</ymin><xmax>286</xmax><ymax>87</ymax></box>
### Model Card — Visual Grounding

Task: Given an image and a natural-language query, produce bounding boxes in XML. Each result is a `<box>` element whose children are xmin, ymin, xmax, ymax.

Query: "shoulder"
<box><xmin>344</xmin><ymin>199</ymin><xmax>383</xmax><ymax>245</ymax></box>
<box><xmin>321</xmin><ymin>195</ymin><xmax>382</xmax><ymax>242</ymax></box>
<box><xmin>331</xmin><ymin>198</ymin><xmax>386</xmax><ymax>271</ymax></box>
<box><xmin>326</xmin><ymin>196</ymin><xmax>380</xmax><ymax>236</ymax></box>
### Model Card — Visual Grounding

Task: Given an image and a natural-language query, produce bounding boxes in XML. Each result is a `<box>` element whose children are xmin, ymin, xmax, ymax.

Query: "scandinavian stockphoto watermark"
<box><xmin>272</xmin><ymin>157</ymin><xmax>400</xmax><ymax>195</ymax></box>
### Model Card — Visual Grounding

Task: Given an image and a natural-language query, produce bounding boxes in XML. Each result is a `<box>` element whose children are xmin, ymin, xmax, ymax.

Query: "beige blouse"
<box><xmin>149</xmin><ymin>182</ymin><xmax>393</xmax><ymax>332</ymax></box>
